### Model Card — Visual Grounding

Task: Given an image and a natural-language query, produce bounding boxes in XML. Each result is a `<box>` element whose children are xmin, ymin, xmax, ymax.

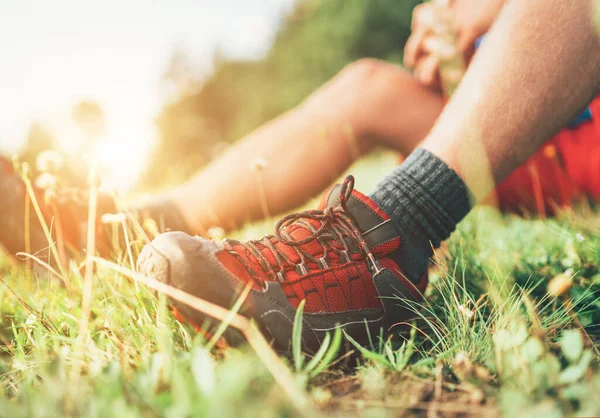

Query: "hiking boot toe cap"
<box><xmin>137</xmin><ymin>231</ymin><xmax>204</xmax><ymax>288</ymax></box>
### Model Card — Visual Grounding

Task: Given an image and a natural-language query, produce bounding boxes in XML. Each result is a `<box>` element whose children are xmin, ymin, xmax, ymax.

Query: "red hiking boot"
<box><xmin>137</xmin><ymin>176</ymin><xmax>428</xmax><ymax>351</ymax></box>
<box><xmin>0</xmin><ymin>155</ymin><xmax>116</xmax><ymax>263</ymax></box>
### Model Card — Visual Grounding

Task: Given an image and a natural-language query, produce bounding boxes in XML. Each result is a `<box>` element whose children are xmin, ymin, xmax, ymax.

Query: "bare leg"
<box><xmin>165</xmin><ymin>60</ymin><xmax>444</xmax><ymax>233</ymax></box>
<box><xmin>421</xmin><ymin>0</ymin><xmax>600</xmax><ymax>200</ymax></box>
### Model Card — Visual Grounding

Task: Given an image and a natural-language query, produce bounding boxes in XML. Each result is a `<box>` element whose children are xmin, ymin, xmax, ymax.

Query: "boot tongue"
<box><xmin>321</xmin><ymin>183</ymin><xmax>401</xmax><ymax>253</ymax></box>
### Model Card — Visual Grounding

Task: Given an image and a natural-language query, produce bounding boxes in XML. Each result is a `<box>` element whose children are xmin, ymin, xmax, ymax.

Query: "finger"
<box><xmin>412</xmin><ymin>3</ymin><xmax>436</xmax><ymax>31</ymax></box>
<box><xmin>414</xmin><ymin>54</ymin><xmax>440</xmax><ymax>88</ymax></box>
<box><xmin>404</xmin><ymin>28</ymin><xmax>428</xmax><ymax>69</ymax></box>
<box><xmin>422</xmin><ymin>36</ymin><xmax>458</xmax><ymax>61</ymax></box>
<box><xmin>411</xmin><ymin>4</ymin><xmax>425</xmax><ymax>31</ymax></box>
<box><xmin>406</xmin><ymin>3</ymin><xmax>437</xmax><ymax>68</ymax></box>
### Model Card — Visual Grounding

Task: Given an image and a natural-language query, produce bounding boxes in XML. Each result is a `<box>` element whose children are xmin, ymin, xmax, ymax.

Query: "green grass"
<box><xmin>1</xmin><ymin>152</ymin><xmax>600</xmax><ymax>417</ymax></box>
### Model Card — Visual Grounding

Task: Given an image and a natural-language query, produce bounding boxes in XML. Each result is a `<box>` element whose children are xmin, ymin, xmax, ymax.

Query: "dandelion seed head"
<box><xmin>458</xmin><ymin>304</ymin><xmax>474</xmax><ymax>319</ymax></box>
<box><xmin>35</xmin><ymin>173</ymin><xmax>58</xmax><ymax>190</ymax></box>
<box><xmin>36</xmin><ymin>150</ymin><xmax>64</xmax><ymax>173</ymax></box>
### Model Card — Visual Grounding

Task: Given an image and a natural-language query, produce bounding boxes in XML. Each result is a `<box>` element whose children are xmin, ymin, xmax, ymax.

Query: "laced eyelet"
<box><xmin>276</xmin><ymin>270</ymin><xmax>285</xmax><ymax>283</ymax></box>
<box><xmin>340</xmin><ymin>250</ymin><xmax>351</xmax><ymax>263</ymax></box>
<box><xmin>295</xmin><ymin>262</ymin><xmax>308</xmax><ymax>276</ymax></box>
<box><xmin>318</xmin><ymin>257</ymin><xmax>329</xmax><ymax>270</ymax></box>
<box><xmin>367</xmin><ymin>252</ymin><xmax>382</xmax><ymax>274</ymax></box>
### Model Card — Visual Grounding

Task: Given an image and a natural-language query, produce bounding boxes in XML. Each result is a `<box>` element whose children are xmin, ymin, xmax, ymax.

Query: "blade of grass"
<box><xmin>24</xmin><ymin>189</ymin><xmax>31</xmax><ymax>281</ymax></box>
<box><xmin>14</xmin><ymin>252</ymin><xmax>63</xmax><ymax>282</ymax></box>
<box><xmin>293</xmin><ymin>299</ymin><xmax>305</xmax><ymax>372</ymax></box>
<box><xmin>309</xmin><ymin>327</ymin><xmax>343</xmax><ymax>377</ymax></box>
<box><xmin>303</xmin><ymin>332</ymin><xmax>331</xmax><ymax>374</ymax></box>
<box><xmin>121</xmin><ymin>216</ymin><xmax>135</xmax><ymax>269</ymax></box>
<box><xmin>343</xmin><ymin>331</ymin><xmax>394</xmax><ymax>369</ymax></box>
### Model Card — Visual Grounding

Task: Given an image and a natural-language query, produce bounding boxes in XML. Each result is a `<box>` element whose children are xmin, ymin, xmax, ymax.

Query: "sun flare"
<box><xmin>93</xmin><ymin>132</ymin><xmax>152</xmax><ymax>193</ymax></box>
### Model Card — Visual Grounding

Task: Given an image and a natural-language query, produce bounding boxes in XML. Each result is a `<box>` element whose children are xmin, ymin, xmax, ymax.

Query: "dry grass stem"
<box><xmin>21</xmin><ymin>171</ymin><xmax>67</xmax><ymax>279</ymax></box>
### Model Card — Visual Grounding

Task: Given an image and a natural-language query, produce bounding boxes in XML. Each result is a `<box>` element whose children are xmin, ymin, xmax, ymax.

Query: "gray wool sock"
<box><xmin>369</xmin><ymin>148</ymin><xmax>473</xmax><ymax>282</ymax></box>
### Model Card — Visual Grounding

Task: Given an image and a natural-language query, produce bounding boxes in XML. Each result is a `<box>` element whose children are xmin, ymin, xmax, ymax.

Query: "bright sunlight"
<box><xmin>0</xmin><ymin>0</ymin><xmax>294</xmax><ymax>192</ymax></box>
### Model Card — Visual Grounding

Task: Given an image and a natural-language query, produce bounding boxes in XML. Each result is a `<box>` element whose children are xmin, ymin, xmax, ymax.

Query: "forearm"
<box><xmin>422</xmin><ymin>0</ymin><xmax>600</xmax><ymax>200</ymax></box>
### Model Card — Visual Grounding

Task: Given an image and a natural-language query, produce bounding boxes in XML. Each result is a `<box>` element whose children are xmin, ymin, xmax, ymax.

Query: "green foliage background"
<box><xmin>141</xmin><ymin>0</ymin><xmax>421</xmax><ymax>189</ymax></box>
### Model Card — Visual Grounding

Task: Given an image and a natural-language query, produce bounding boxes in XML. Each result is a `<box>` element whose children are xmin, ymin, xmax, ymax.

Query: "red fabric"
<box><xmin>282</xmin><ymin>262</ymin><xmax>380</xmax><ymax>312</ymax></box>
<box><xmin>216</xmin><ymin>251</ymin><xmax>263</xmax><ymax>291</ymax></box>
<box><xmin>223</xmin><ymin>214</ymin><xmax>377</xmax><ymax>313</ymax></box>
<box><xmin>562</xmin><ymin>96</ymin><xmax>600</xmax><ymax>200</ymax></box>
<box><xmin>493</xmin><ymin>96</ymin><xmax>600</xmax><ymax>215</ymax></box>
<box><xmin>372</xmin><ymin>237</ymin><xmax>400</xmax><ymax>258</ymax></box>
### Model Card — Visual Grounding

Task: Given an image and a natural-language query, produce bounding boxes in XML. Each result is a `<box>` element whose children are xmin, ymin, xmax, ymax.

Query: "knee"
<box><xmin>332</xmin><ymin>59</ymin><xmax>392</xmax><ymax>97</ymax></box>
<box><xmin>321</xmin><ymin>59</ymin><xmax>416</xmax><ymax>109</ymax></box>
<box><xmin>300</xmin><ymin>59</ymin><xmax>418</xmax><ymax>141</ymax></box>
<box><xmin>344</xmin><ymin>58</ymin><xmax>417</xmax><ymax>89</ymax></box>
<box><xmin>303</xmin><ymin>59</ymin><xmax>386</xmax><ymax>106</ymax></box>
<box><xmin>339</xmin><ymin>58</ymin><xmax>385</xmax><ymax>84</ymax></box>
<box><xmin>304</xmin><ymin>60</ymin><xmax>390</xmax><ymax>116</ymax></box>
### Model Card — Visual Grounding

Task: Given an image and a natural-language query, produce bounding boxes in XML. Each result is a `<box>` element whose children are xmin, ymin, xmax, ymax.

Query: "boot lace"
<box><xmin>222</xmin><ymin>176</ymin><xmax>381</xmax><ymax>289</ymax></box>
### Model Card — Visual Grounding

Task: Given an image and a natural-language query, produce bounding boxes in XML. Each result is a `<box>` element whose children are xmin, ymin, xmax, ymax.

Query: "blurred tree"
<box><xmin>141</xmin><ymin>0</ymin><xmax>421</xmax><ymax>190</ymax></box>
<box><xmin>162</xmin><ymin>48</ymin><xmax>204</xmax><ymax>100</ymax></box>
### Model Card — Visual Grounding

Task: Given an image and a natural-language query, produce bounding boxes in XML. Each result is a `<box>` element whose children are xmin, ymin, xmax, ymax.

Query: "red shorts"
<box><xmin>493</xmin><ymin>96</ymin><xmax>600</xmax><ymax>215</ymax></box>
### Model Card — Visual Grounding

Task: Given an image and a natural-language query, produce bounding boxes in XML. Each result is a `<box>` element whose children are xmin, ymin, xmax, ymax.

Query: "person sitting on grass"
<box><xmin>2</xmin><ymin>0</ymin><xmax>600</xmax><ymax>350</ymax></box>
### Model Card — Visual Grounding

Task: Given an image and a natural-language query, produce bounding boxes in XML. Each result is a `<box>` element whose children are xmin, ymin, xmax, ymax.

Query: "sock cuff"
<box><xmin>131</xmin><ymin>200</ymin><xmax>191</xmax><ymax>233</ymax></box>
<box><xmin>401</xmin><ymin>148</ymin><xmax>473</xmax><ymax>223</ymax></box>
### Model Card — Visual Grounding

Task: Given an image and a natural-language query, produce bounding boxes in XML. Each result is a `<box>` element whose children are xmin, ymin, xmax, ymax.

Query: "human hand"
<box><xmin>404</xmin><ymin>0</ymin><xmax>505</xmax><ymax>89</ymax></box>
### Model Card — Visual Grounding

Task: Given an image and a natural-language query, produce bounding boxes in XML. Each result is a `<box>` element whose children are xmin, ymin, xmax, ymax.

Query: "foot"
<box><xmin>0</xmin><ymin>155</ymin><xmax>116</xmax><ymax>263</ymax></box>
<box><xmin>137</xmin><ymin>176</ymin><xmax>428</xmax><ymax>352</ymax></box>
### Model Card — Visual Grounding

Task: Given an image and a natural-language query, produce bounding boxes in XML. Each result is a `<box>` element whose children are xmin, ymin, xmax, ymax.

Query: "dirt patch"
<box><xmin>321</xmin><ymin>372</ymin><xmax>498</xmax><ymax>417</ymax></box>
